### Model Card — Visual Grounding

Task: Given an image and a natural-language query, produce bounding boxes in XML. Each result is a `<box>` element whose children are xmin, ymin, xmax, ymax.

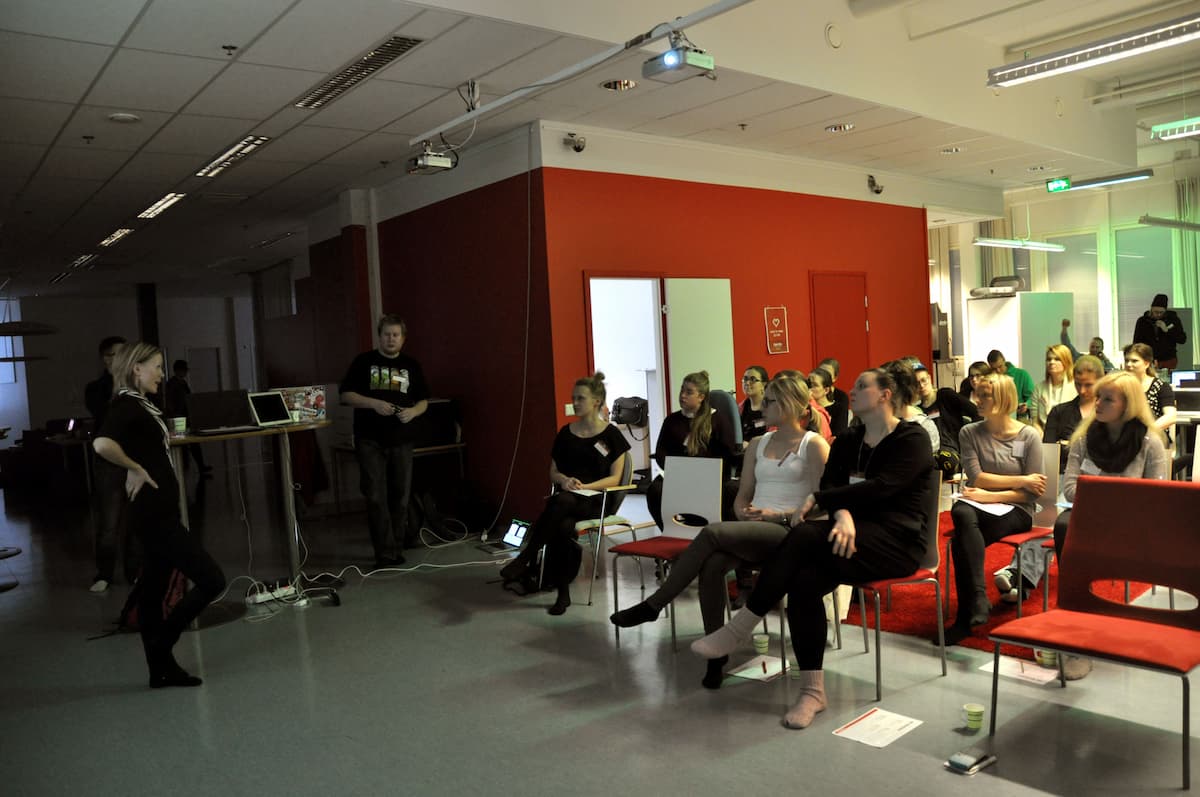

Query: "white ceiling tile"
<box><xmin>0</xmin><ymin>32</ymin><xmax>112</xmax><ymax>103</ymax></box>
<box><xmin>90</xmin><ymin>179</ymin><xmax>183</xmax><ymax>217</ymax></box>
<box><xmin>477</xmin><ymin>36</ymin><xmax>614</xmax><ymax>95</ymax></box>
<box><xmin>736</xmin><ymin>95</ymin><xmax>873</xmax><ymax>141</ymax></box>
<box><xmin>86</xmin><ymin>49</ymin><xmax>226</xmax><ymax>112</ymax></box>
<box><xmin>395</xmin><ymin>7</ymin><xmax>465</xmax><ymax>41</ymax></box>
<box><xmin>251</xmin><ymin>107</ymin><xmax>317</xmax><ymax>138</ymax></box>
<box><xmin>533</xmin><ymin>50</ymin><xmax>647</xmax><ymax>108</ymax></box>
<box><xmin>0</xmin><ymin>143</ymin><xmax>46</xmax><ymax>180</ymax></box>
<box><xmin>634</xmin><ymin>81</ymin><xmax>828</xmax><ymax>137</ymax></box>
<box><xmin>124</xmin><ymin>0</ymin><xmax>295</xmax><ymax>58</ymax></box>
<box><xmin>144</xmin><ymin>115</ymin><xmax>257</xmax><ymax>155</ymax></box>
<box><xmin>239</xmin><ymin>0</ymin><xmax>423</xmax><ymax>72</ymax></box>
<box><xmin>113</xmin><ymin>151</ymin><xmax>205</xmax><ymax>184</ymax></box>
<box><xmin>321</xmin><ymin>132</ymin><xmax>410</xmax><ymax>166</ymax></box>
<box><xmin>383</xmin><ymin>90</ymin><xmax>470</xmax><ymax>136</ymax></box>
<box><xmin>306</xmin><ymin>80</ymin><xmax>446</xmax><ymax>131</ymax></box>
<box><xmin>58</xmin><ymin>106</ymin><xmax>174</xmax><ymax>152</ymax></box>
<box><xmin>206</xmin><ymin>160</ymin><xmax>306</xmax><ymax>193</ymax></box>
<box><xmin>0</xmin><ymin>0</ymin><xmax>145</xmax><ymax>44</ymax></box>
<box><xmin>375</xmin><ymin>17</ymin><xmax>557</xmax><ymax>89</ymax></box>
<box><xmin>0</xmin><ymin>98</ymin><xmax>74</xmax><ymax>146</ymax></box>
<box><xmin>39</xmin><ymin>146</ymin><xmax>131</xmax><ymax>181</ymax></box>
<box><xmin>185</xmin><ymin>63</ymin><xmax>327</xmax><ymax>120</ymax></box>
<box><xmin>18</xmin><ymin>176</ymin><xmax>105</xmax><ymax>211</ymax></box>
<box><xmin>256</xmin><ymin>126</ymin><xmax>365</xmax><ymax>162</ymax></box>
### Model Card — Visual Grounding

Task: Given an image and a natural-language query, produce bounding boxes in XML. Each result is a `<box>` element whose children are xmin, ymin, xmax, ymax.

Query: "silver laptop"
<box><xmin>248</xmin><ymin>391</ymin><xmax>293</xmax><ymax>427</ymax></box>
<box><xmin>477</xmin><ymin>519</ymin><xmax>530</xmax><ymax>555</ymax></box>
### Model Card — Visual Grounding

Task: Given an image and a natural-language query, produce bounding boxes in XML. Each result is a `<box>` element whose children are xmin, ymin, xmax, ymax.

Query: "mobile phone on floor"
<box><xmin>945</xmin><ymin>746</ymin><xmax>997</xmax><ymax>776</ymax></box>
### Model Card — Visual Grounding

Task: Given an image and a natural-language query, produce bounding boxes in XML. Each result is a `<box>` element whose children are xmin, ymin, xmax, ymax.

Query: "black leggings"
<box><xmin>1052</xmin><ymin>509</ymin><xmax>1071</xmax><ymax>561</ymax></box>
<box><xmin>517</xmin><ymin>492</ymin><xmax>603</xmax><ymax>588</ymax></box>
<box><xmin>134</xmin><ymin>508</ymin><xmax>225</xmax><ymax>671</ymax></box>
<box><xmin>746</xmin><ymin>520</ymin><xmax>919</xmax><ymax>670</ymax></box>
<box><xmin>948</xmin><ymin>502</ymin><xmax>1030</xmax><ymax>624</ymax></box>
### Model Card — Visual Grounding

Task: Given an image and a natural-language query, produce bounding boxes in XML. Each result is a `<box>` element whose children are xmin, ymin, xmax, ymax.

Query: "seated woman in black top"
<box><xmin>93</xmin><ymin>342</ymin><xmax>226</xmax><ymax>689</ymax></box>
<box><xmin>808</xmin><ymin>367</ymin><xmax>849</xmax><ymax>436</ymax></box>
<box><xmin>739</xmin><ymin>365</ymin><xmax>770</xmax><ymax>445</ymax></box>
<box><xmin>645</xmin><ymin>370</ymin><xmax>739</xmax><ymax>529</ymax></box>
<box><xmin>500</xmin><ymin>372</ymin><xmax>629</xmax><ymax>615</ymax></box>
<box><xmin>691</xmin><ymin>368</ymin><xmax>934</xmax><ymax>729</ymax></box>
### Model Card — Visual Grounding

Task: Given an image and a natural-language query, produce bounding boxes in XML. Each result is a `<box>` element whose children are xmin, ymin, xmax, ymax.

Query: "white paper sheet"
<box><xmin>950</xmin><ymin>494</ymin><xmax>1015</xmax><ymax>516</ymax></box>
<box><xmin>979</xmin><ymin>655</ymin><xmax>1061</xmax><ymax>685</ymax></box>
<box><xmin>832</xmin><ymin>708</ymin><xmax>923</xmax><ymax>747</ymax></box>
<box><xmin>727</xmin><ymin>654</ymin><xmax>784</xmax><ymax>682</ymax></box>
<box><xmin>569</xmin><ymin>488</ymin><xmax>601</xmax><ymax>496</ymax></box>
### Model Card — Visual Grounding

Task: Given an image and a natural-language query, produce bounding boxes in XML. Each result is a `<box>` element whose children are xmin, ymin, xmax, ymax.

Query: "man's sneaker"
<box><xmin>993</xmin><ymin>567</ymin><xmax>1015</xmax><ymax>595</ymax></box>
<box><xmin>89</xmin><ymin>578</ymin><xmax>109</xmax><ymax>593</ymax></box>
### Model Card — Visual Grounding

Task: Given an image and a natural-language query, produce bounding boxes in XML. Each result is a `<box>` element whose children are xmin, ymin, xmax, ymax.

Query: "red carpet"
<box><xmin>843</xmin><ymin>511</ymin><xmax>1149</xmax><ymax>660</ymax></box>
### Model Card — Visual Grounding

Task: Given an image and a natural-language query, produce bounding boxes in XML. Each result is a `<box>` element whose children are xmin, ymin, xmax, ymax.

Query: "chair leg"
<box><xmin>934</xmin><ymin>579</ymin><xmax>947</xmax><ymax>676</ymax></box>
<box><xmin>831</xmin><ymin>588</ymin><xmax>843</xmax><ymax>650</ymax></box>
<box><xmin>611</xmin><ymin>554</ymin><xmax>621</xmax><ymax>647</ymax></box>
<box><xmin>587</xmin><ymin>524</ymin><xmax>605</xmax><ymax>606</ymax></box>
<box><xmin>1042</xmin><ymin>547</ymin><xmax>1053</xmax><ymax>613</ymax></box>
<box><xmin>1183</xmin><ymin>676</ymin><xmax>1191</xmax><ymax>790</ymax></box>
<box><xmin>858</xmin><ymin>587</ymin><xmax>869</xmax><ymax>653</ymax></box>
<box><xmin>779</xmin><ymin>602</ymin><xmax>788</xmax><ymax>675</ymax></box>
<box><xmin>989</xmin><ymin>644</ymin><xmax>1000</xmax><ymax>735</ymax></box>
<box><xmin>1123</xmin><ymin>580</ymin><xmax>1130</xmax><ymax>605</ymax></box>
<box><xmin>944</xmin><ymin>539</ymin><xmax>953</xmax><ymax>616</ymax></box>
<box><xmin>669</xmin><ymin>596</ymin><xmax>677</xmax><ymax>653</ymax></box>
<box><xmin>1170</xmin><ymin>587</ymin><xmax>1176</xmax><ymax>610</ymax></box>
<box><xmin>1015</xmin><ymin>547</ymin><xmax>1024</xmax><ymax>619</ymax></box>
<box><xmin>873</xmin><ymin>590</ymin><xmax>882</xmax><ymax>701</ymax></box>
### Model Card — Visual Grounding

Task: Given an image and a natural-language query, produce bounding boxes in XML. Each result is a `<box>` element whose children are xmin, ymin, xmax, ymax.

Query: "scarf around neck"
<box><xmin>117</xmin><ymin>388</ymin><xmax>170</xmax><ymax>456</ymax></box>
<box><xmin>1086</xmin><ymin>418</ymin><xmax>1147</xmax><ymax>473</ymax></box>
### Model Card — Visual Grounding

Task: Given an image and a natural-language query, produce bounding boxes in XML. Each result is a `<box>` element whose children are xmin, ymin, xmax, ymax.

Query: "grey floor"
<box><xmin>1</xmin><ymin>448</ymin><xmax>1195</xmax><ymax>796</ymax></box>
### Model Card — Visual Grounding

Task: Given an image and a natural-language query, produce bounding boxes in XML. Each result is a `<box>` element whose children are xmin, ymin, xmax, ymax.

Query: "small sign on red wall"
<box><xmin>764</xmin><ymin>306</ymin><xmax>790</xmax><ymax>354</ymax></box>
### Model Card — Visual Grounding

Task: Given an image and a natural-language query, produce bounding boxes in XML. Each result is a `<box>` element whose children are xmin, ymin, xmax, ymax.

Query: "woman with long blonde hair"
<box><xmin>1033</xmin><ymin>344</ymin><xmax>1076</xmax><ymax>428</ymax></box>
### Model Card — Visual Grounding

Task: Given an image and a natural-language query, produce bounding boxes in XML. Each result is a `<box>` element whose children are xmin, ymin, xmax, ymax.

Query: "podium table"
<box><xmin>169</xmin><ymin>421</ymin><xmax>331</xmax><ymax>576</ymax></box>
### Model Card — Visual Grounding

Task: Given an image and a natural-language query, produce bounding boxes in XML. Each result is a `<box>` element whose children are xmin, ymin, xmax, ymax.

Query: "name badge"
<box><xmin>926</xmin><ymin>411</ymin><xmax>940</xmax><ymax>420</ymax></box>
<box><xmin>754</xmin><ymin>419</ymin><xmax>766</xmax><ymax>428</ymax></box>
<box><xmin>1011</xmin><ymin>440</ymin><xmax>1025</xmax><ymax>457</ymax></box>
<box><xmin>849</xmin><ymin>474</ymin><xmax>865</xmax><ymax>485</ymax></box>
<box><xmin>1081</xmin><ymin>458</ymin><xmax>1101</xmax><ymax>475</ymax></box>
<box><xmin>594</xmin><ymin>441</ymin><xmax>609</xmax><ymax>457</ymax></box>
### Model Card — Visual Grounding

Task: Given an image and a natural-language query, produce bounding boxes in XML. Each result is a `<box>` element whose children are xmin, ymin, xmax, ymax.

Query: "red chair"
<box><xmin>988</xmin><ymin>476</ymin><xmax>1200</xmax><ymax>790</ymax></box>
<box><xmin>841</xmin><ymin>468</ymin><xmax>945</xmax><ymax>701</ymax></box>
<box><xmin>609</xmin><ymin>536</ymin><xmax>693</xmax><ymax>650</ymax></box>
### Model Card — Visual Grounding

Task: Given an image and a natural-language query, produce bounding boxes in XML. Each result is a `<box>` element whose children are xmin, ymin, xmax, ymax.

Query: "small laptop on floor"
<box><xmin>477</xmin><ymin>519</ymin><xmax>530</xmax><ymax>555</ymax></box>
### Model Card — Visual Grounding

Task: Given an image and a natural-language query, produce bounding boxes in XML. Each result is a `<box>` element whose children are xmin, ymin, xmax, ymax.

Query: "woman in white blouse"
<box><xmin>1033</xmin><ymin>344</ymin><xmax>1077</xmax><ymax>429</ymax></box>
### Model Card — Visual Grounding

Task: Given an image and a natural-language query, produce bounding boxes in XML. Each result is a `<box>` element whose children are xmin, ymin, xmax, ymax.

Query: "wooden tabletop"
<box><xmin>170</xmin><ymin>419</ymin><xmax>332</xmax><ymax>445</ymax></box>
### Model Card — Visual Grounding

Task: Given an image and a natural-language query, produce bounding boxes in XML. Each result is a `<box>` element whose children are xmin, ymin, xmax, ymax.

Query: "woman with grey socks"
<box><xmin>690</xmin><ymin>367</ymin><xmax>933</xmax><ymax>729</ymax></box>
<box><xmin>610</xmin><ymin>372</ymin><xmax>828</xmax><ymax>688</ymax></box>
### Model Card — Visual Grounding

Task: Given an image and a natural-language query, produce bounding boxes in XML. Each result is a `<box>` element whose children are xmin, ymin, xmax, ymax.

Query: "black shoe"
<box><xmin>548</xmin><ymin>592</ymin><xmax>571</xmax><ymax>615</ymax></box>
<box><xmin>149</xmin><ymin>664</ymin><xmax>203</xmax><ymax>689</ymax></box>
<box><xmin>702</xmin><ymin>655</ymin><xmax>729</xmax><ymax>689</ymax></box>
<box><xmin>942</xmin><ymin>624</ymin><xmax>972</xmax><ymax>646</ymax></box>
<box><xmin>374</xmin><ymin>554</ymin><xmax>405</xmax><ymax>569</ymax></box>
<box><xmin>499</xmin><ymin>558</ymin><xmax>530</xmax><ymax>583</ymax></box>
<box><xmin>610</xmin><ymin>601</ymin><xmax>660</xmax><ymax>627</ymax></box>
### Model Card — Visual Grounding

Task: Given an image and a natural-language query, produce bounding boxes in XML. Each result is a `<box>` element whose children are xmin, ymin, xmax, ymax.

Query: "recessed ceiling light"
<box><xmin>137</xmin><ymin>192</ymin><xmax>186</xmax><ymax>219</ymax></box>
<box><xmin>196</xmin><ymin>135</ymin><xmax>271</xmax><ymax>177</ymax></box>
<box><xmin>941</xmin><ymin>146</ymin><xmax>963</xmax><ymax>154</ymax></box>
<box><xmin>825</xmin><ymin>123</ymin><xmax>854</xmax><ymax>133</ymax></box>
<box><xmin>294</xmin><ymin>35</ymin><xmax>425</xmax><ymax>109</ymax></box>
<box><xmin>600</xmin><ymin>79</ymin><xmax>637</xmax><ymax>91</ymax></box>
<box><xmin>107</xmin><ymin>112</ymin><xmax>141</xmax><ymax>124</ymax></box>
<box><xmin>97</xmin><ymin>228</ymin><xmax>133</xmax><ymax>247</ymax></box>
<box><xmin>69</xmin><ymin>254</ymin><xmax>97</xmax><ymax>269</ymax></box>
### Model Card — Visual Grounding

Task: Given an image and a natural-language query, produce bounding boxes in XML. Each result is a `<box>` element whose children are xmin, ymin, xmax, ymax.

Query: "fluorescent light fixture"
<box><xmin>97</xmin><ymin>228</ymin><xmax>133</xmax><ymax>247</ymax></box>
<box><xmin>69</xmin><ymin>254</ymin><xmax>97</xmax><ymax>269</ymax></box>
<box><xmin>49</xmin><ymin>271</ymin><xmax>70</xmax><ymax>285</ymax></box>
<box><xmin>987</xmin><ymin>12</ymin><xmax>1200</xmax><ymax>87</ymax></box>
<box><xmin>1150</xmin><ymin>116</ymin><xmax>1200</xmax><ymax>141</ymax></box>
<box><xmin>294</xmin><ymin>36</ymin><xmax>423</xmax><ymax>109</ymax></box>
<box><xmin>974</xmin><ymin>237</ymin><xmax>1066</xmax><ymax>253</ymax></box>
<box><xmin>1066</xmin><ymin>169</ymin><xmax>1153</xmax><ymax>191</ymax></box>
<box><xmin>137</xmin><ymin>192</ymin><xmax>186</xmax><ymax>219</ymax></box>
<box><xmin>196</xmin><ymin>135</ymin><xmax>271</xmax><ymax>177</ymax></box>
<box><xmin>1139</xmin><ymin>214</ymin><xmax>1200</xmax><ymax>232</ymax></box>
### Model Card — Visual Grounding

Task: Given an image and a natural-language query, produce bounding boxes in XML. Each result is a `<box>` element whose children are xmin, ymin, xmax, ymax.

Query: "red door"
<box><xmin>810</xmin><ymin>272</ymin><xmax>870</xmax><ymax>385</ymax></box>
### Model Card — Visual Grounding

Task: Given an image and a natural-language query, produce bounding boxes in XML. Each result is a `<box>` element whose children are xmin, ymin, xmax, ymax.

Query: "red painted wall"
<box><xmin>541</xmin><ymin>168</ymin><xmax>931</xmax><ymax>408</ymax></box>
<box><xmin>374</xmin><ymin>167</ymin><xmax>931</xmax><ymax>522</ymax></box>
<box><xmin>377</xmin><ymin>172</ymin><xmax>556</xmax><ymax>524</ymax></box>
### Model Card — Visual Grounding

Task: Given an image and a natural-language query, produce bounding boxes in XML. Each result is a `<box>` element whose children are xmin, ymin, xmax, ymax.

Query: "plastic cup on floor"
<box><xmin>752</xmin><ymin>632</ymin><xmax>770</xmax><ymax>655</ymax></box>
<box><xmin>962</xmin><ymin>702</ymin><xmax>985</xmax><ymax>731</ymax></box>
<box><xmin>1035</xmin><ymin>649</ymin><xmax>1058</xmax><ymax>668</ymax></box>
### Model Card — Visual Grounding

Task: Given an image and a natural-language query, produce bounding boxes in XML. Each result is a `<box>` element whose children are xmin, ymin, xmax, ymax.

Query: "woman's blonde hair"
<box><xmin>112</xmin><ymin>342</ymin><xmax>163</xmax><ymax>392</ymax></box>
<box><xmin>767</xmin><ymin>370</ymin><xmax>821</xmax><ymax>434</ymax></box>
<box><xmin>683</xmin><ymin>370</ymin><xmax>712</xmax><ymax>456</ymax></box>
<box><xmin>977</xmin><ymin>372</ymin><xmax>1018</xmax><ymax>417</ymax></box>
<box><xmin>1045</xmin><ymin>344</ymin><xmax>1074</xmax><ymax>381</ymax></box>
<box><xmin>1070</xmin><ymin>370</ymin><xmax>1163</xmax><ymax>446</ymax></box>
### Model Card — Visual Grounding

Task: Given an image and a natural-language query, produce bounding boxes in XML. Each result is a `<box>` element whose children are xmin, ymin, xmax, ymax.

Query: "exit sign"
<box><xmin>1046</xmin><ymin>177</ymin><xmax>1071</xmax><ymax>193</ymax></box>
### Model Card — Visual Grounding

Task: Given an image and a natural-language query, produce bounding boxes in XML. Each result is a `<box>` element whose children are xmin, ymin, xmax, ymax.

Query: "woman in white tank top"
<box><xmin>610</xmin><ymin>372</ymin><xmax>829</xmax><ymax>689</ymax></box>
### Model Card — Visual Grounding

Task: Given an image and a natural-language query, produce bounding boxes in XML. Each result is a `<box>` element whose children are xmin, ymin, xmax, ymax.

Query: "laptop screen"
<box><xmin>249</xmin><ymin>391</ymin><xmax>291</xmax><ymax>425</ymax></box>
<box><xmin>1171</xmin><ymin>371</ymin><xmax>1198</xmax><ymax>388</ymax></box>
<box><xmin>502</xmin><ymin>520</ymin><xmax>529</xmax><ymax>547</ymax></box>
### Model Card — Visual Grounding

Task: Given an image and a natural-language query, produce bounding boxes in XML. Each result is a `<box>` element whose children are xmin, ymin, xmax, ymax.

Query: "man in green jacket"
<box><xmin>987</xmin><ymin>349</ymin><xmax>1034</xmax><ymax>421</ymax></box>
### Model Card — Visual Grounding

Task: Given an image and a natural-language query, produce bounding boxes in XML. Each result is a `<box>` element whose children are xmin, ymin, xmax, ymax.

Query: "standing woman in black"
<box><xmin>93</xmin><ymin>343</ymin><xmax>226</xmax><ymax>688</ymax></box>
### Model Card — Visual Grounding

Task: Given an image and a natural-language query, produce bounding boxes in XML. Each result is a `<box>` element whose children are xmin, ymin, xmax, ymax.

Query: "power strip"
<box><xmin>245</xmin><ymin>584</ymin><xmax>297</xmax><ymax>605</ymax></box>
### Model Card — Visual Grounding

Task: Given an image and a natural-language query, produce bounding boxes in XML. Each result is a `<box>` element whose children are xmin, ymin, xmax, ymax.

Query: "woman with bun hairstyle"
<box><xmin>500</xmin><ymin>372</ymin><xmax>629</xmax><ymax>615</ymax></box>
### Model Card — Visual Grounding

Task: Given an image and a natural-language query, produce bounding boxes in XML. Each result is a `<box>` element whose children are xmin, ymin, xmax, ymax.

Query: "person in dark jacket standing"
<box><xmin>340</xmin><ymin>315</ymin><xmax>429</xmax><ymax>569</ymax></box>
<box><xmin>163</xmin><ymin>360</ymin><xmax>209</xmax><ymax>475</ymax></box>
<box><xmin>1133</xmin><ymin>293</ymin><xmax>1188</xmax><ymax>370</ymax></box>
<box><xmin>84</xmin><ymin>336</ymin><xmax>129</xmax><ymax>593</ymax></box>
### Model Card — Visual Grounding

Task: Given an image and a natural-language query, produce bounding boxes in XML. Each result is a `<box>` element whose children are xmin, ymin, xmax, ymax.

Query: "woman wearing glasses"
<box><xmin>611</xmin><ymin>372</ymin><xmax>828</xmax><ymax>689</ymax></box>
<box><xmin>739</xmin><ymin>365</ymin><xmax>770</xmax><ymax>446</ymax></box>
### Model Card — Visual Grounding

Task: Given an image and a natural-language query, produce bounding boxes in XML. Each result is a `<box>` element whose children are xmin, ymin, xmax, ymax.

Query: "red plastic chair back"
<box><xmin>1059</xmin><ymin>475</ymin><xmax>1200</xmax><ymax>630</ymax></box>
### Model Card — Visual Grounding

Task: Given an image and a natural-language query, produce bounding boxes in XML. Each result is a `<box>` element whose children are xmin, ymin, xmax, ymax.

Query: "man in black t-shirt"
<box><xmin>84</xmin><ymin>335</ymin><xmax>131</xmax><ymax>593</ymax></box>
<box><xmin>340</xmin><ymin>314</ymin><xmax>430</xmax><ymax>568</ymax></box>
<box><xmin>914</xmin><ymin>365</ymin><xmax>979</xmax><ymax>478</ymax></box>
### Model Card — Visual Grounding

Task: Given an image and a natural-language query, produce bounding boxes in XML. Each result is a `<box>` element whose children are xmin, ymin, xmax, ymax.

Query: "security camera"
<box><xmin>564</xmin><ymin>133</ymin><xmax>586</xmax><ymax>153</ymax></box>
<box><xmin>867</xmin><ymin>174</ymin><xmax>884</xmax><ymax>195</ymax></box>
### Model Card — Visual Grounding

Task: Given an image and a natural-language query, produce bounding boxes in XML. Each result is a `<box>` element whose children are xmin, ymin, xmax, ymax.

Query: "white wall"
<box><xmin>159</xmin><ymin>296</ymin><xmax>242</xmax><ymax>391</ymax></box>
<box><xmin>0</xmin><ymin>301</ymin><xmax>30</xmax><ymax>446</ymax></box>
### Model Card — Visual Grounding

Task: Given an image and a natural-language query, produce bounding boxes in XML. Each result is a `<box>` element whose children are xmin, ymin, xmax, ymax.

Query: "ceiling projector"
<box><xmin>406</xmin><ymin>149</ymin><xmax>454</xmax><ymax>175</ymax></box>
<box><xmin>642</xmin><ymin>46</ymin><xmax>715</xmax><ymax>83</ymax></box>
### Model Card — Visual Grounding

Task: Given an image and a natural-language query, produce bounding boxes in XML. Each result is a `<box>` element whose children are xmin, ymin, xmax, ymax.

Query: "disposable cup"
<box><xmin>1035</xmin><ymin>649</ymin><xmax>1058</xmax><ymax>668</ymax></box>
<box><xmin>289</xmin><ymin>409</ymin><xmax>301</xmax><ymax>423</ymax></box>
<box><xmin>170</xmin><ymin>417</ymin><xmax>186</xmax><ymax>433</ymax></box>
<box><xmin>962</xmin><ymin>702</ymin><xmax>985</xmax><ymax>731</ymax></box>
<box><xmin>752</xmin><ymin>632</ymin><xmax>770</xmax><ymax>655</ymax></box>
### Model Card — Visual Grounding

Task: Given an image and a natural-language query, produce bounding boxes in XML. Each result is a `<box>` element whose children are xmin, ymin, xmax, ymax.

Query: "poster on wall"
<box><xmin>764</xmin><ymin>306</ymin><xmax>790</xmax><ymax>354</ymax></box>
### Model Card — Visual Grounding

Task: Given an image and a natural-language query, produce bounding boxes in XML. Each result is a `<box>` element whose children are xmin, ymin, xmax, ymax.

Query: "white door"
<box><xmin>663</xmin><ymin>278</ymin><xmax>735</xmax><ymax>411</ymax></box>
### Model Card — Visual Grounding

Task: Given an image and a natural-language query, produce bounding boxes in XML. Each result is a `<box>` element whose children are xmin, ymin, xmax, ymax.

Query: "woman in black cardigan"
<box><xmin>691</xmin><ymin>366</ymin><xmax>934</xmax><ymax>729</ymax></box>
